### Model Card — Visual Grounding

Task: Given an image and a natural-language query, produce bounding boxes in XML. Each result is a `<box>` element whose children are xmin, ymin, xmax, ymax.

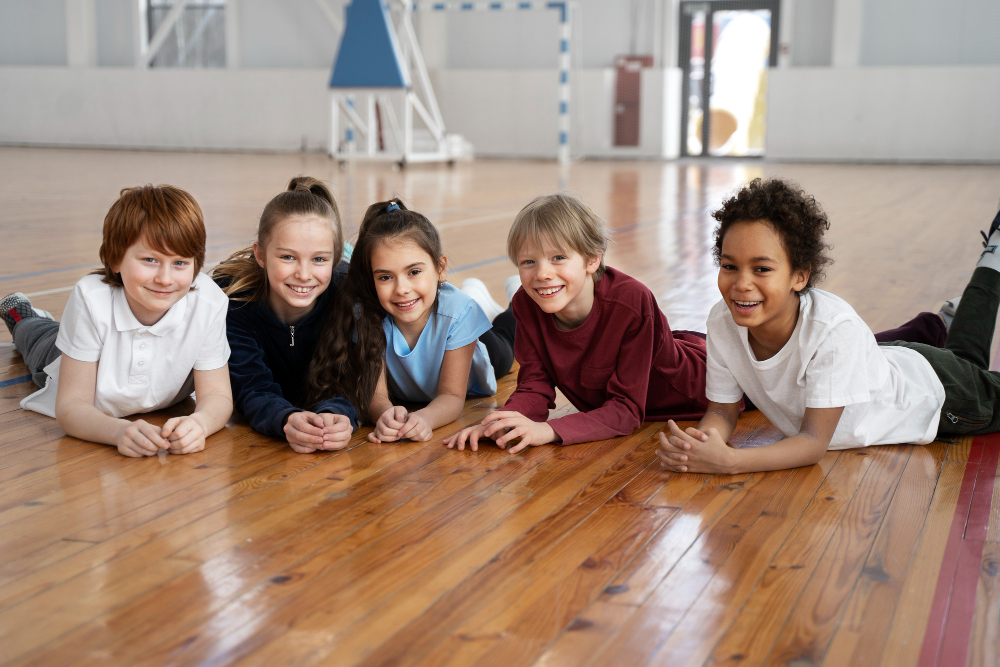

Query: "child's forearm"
<box><xmin>727</xmin><ymin>433</ymin><xmax>829</xmax><ymax>473</ymax></box>
<box><xmin>416</xmin><ymin>393</ymin><xmax>465</xmax><ymax>430</ymax></box>
<box><xmin>191</xmin><ymin>393</ymin><xmax>233</xmax><ymax>437</ymax></box>
<box><xmin>56</xmin><ymin>402</ymin><xmax>131</xmax><ymax>447</ymax></box>
<box><xmin>368</xmin><ymin>395</ymin><xmax>395</xmax><ymax>424</ymax></box>
<box><xmin>697</xmin><ymin>401</ymin><xmax>739</xmax><ymax>442</ymax></box>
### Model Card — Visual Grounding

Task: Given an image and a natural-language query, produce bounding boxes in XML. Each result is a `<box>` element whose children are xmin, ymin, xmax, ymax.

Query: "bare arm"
<box><xmin>189</xmin><ymin>365</ymin><xmax>233</xmax><ymax>436</ymax></box>
<box><xmin>697</xmin><ymin>400</ymin><xmax>740</xmax><ymax>442</ymax></box>
<box><xmin>367</xmin><ymin>363</ymin><xmax>394</xmax><ymax>424</ymax></box>
<box><xmin>414</xmin><ymin>342</ymin><xmax>475</xmax><ymax>429</ymax></box>
<box><xmin>658</xmin><ymin>405</ymin><xmax>844</xmax><ymax>474</ymax></box>
<box><xmin>55</xmin><ymin>355</ymin><xmax>166</xmax><ymax>455</ymax></box>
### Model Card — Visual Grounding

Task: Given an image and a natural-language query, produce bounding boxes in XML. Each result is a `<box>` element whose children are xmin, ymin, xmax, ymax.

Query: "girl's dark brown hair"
<box><xmin>213</xmin><ymin>176</ymin><xmax>343</xmax><ymax>301</ymax></box>
<box><xmin>96</xmin><ymin>184</ymin><xmax>206</xmax><ymax>286</ymax></box>
<box><xmin>306</xmin><ymin>199</ymin><xmax>444</xmax><ymax>416</ymax></box>
<box><xmin>712</xmin><ymin>177</ymin><xmax>833</xmax><ymax>292</ymax></box>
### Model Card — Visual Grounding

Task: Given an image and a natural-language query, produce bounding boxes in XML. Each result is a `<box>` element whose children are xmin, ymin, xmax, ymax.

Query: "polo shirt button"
<box><xmin>138</xmin><ymin>361</ymin><xmax>144</xmax><ymax>366</ymax></box>
<box><xmin>140</xmin><ymin>344</ymin><xmax>146</xmax><ymax>350</ymax></box>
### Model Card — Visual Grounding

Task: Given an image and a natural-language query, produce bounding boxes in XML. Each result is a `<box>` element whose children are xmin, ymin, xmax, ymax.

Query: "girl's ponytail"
<box><xmin>214</xmin><ymin>175</ymin><xmax>344</xmax><ymax>301</ymax></box>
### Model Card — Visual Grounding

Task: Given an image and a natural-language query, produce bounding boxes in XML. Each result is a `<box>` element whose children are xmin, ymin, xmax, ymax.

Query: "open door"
<box><xmin>679</xmin><ymin>0</ymin><xmax>779</xmax><ymax>157</ymax></box>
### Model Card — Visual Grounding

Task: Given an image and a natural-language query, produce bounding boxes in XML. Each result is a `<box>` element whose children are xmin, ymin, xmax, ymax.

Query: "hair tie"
<box><xmin>386</xmin><ymin>202</ymin><xmax>400</xmax><ymax>213</ymax></box>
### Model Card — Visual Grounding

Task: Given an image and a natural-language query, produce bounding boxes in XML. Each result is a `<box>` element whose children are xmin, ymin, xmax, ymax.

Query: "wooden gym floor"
<box><xmin>1</xmin><ymin>147</ymin><xmax>999</xmax><ymax>666</ymax></box>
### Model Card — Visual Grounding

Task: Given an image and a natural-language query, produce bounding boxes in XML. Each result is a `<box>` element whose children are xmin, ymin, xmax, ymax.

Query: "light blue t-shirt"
<box><xmin>382</xmin><ymin>283</ymin><xmax>496</xmax><ymax>402</ymax></box>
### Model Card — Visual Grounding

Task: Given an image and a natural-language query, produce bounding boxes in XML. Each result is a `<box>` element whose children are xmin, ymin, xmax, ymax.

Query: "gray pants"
<box><xmin>13</xmin><ymin>318</ymin><xmax>62</xmax><ymax>388</ymax></box>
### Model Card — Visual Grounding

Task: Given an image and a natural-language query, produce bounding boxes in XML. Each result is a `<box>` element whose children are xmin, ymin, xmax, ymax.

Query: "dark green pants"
<box><xmin>881</xmin><ymin>267</ymin><xmax>1000</xmax><ymax>436</ymax></box>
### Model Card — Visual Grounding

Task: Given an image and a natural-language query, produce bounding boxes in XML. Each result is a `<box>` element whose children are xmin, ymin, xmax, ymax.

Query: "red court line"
<box><xmin>918</xmin><ymin>434</ymin><xmax>1000</xmax><ymax>667</ymax></box>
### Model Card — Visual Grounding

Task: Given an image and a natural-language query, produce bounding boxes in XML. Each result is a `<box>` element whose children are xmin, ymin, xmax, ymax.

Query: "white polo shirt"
<box><xmin>21</xmin><ymin>272</ymin><xmax>231</xmax><ymax>419</ymax></box>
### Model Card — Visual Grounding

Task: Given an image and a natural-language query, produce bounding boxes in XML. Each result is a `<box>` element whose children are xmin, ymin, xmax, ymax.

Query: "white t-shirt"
<box><xmin>21</xmin><ymin>272</ymin><xmax>231</xmax><ymax>419</ymax></box>
<box><xmin>705</xmin><ymin>289</ymin><xmax>945</xmax><ymax>448</ymax></box>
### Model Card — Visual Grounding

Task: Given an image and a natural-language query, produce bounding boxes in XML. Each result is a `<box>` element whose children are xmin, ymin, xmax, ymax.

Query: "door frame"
<box><xmin>678</xmin><ymin>0</ymin><xmax>780</xmax><ymax>157</ymax></box>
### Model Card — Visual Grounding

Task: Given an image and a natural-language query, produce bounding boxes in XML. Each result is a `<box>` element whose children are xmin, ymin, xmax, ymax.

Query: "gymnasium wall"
<box><xmin>0</xmin><ymin>0</ymin><xmax>998</xmax><ymax>162</ymax></box>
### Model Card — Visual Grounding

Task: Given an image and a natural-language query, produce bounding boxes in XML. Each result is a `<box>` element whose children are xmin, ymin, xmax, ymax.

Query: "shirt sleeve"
<box><xmin>55</xmin><ymin>282</ymin><xmax>105</xmax><ymax>363</ymax></box>
<box><xmin>804</xmin><ymin>317</ymin><xmax>875</xmax><ymax>409</ymax></box>
<box><xmin>445</xmin><ymin>299</ymin><xmax>492</xmax><ymax>351</ymax></box>
<box><xmin>545</xmin><ymin>312</ymin><xmax>652</xmax><ymax>445</ymax></box>
<box><xmin>225</xmin><ymin>305</ymin><xmax>300</xmax><ymax>439</ymax></box>
<box><xmin>194</xmin><ymin>298</ymin><xmax>232</xmax><ymax>371</ymax></box>
<box><xmin>705</xmin><ymin>325</ymin><xmax>744</xmax><ymax>404</ymax></box>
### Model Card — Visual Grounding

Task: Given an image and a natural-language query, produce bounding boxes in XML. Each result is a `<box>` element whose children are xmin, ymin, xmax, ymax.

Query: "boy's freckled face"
<box><xmin>717</xmin><ymin>219</ymin><xmax>809</xmax><ymax>337</ymax></box>
<box><xmin>114</xmin><ymin>236</ymin><xmax>196</xmax><ymax>327</ymax></box>
<box><xmin>255</xmin><ymin>215</ymin><xmax>336</xmax><ymax>324</ymax></box>
<box><xmin>516</xmin><ymin>237</ymin><xmax>600</xmax><ymax>329</ymax></box>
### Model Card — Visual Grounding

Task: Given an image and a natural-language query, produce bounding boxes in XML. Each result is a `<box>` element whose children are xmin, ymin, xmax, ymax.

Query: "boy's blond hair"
<box><xmin>507</xmin><ymin>194</ymin><xmax>611</xmax><ymax>280</ymax></box>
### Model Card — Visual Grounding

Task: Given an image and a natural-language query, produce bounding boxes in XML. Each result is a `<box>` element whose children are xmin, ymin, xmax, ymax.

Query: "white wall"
<box><xmin>0</xmin><ymin>64</ymin><xmax>679</xmax><ymax>159</ymax></box>
<box><xmin>0</xmin><ymin>0</ymin><xmax>67</xmax><ymax>65</ymax></box>
<box><xmin>0</xmin><ymin>67</ymin><xmax>332</xmax><ymax>152</ymax></box>
<box><xmin>767</xmin><ymin>66</ymin><xmax>1000</xmax><ymax>161</ymax></box>
<box><xmin>860</xmin><ymin>0</ymin><xmax>1000</xmax><ymax>66</ymax></box>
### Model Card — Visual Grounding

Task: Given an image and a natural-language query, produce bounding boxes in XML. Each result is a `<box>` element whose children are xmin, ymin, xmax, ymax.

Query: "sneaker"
<box><xmin>504</xmin><ymin>275</ymin><xmax>522</xmax><ymax>303</ymax></box>
<box><xmin>460</xmin><ymin>278</ymin><xmax>504</xmax><ymax>322</ymax></box>
<box><xmin>1</xmin><ymin>292</ymin><xmax>39</xmax><ymax>335</ymax></box>
<box><xmin>938</xmin><ymin>296</ymin><xmax>961</xmax><ymax>330</ymax></box>
<box><xmin>980</xmin><ymin>204</ymin><xmax>1000</xmax><ymax>248</ymax></box>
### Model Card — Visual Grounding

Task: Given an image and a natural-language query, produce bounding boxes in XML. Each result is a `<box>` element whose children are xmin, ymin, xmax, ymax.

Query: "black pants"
<box><xmin>479</xmin><ymin>307</ymin><xmax>516</xmax><ymax>381</ymax></box>
<box><xmin>884</xmin><ymin>266</ymin><xmax>1000</xmax><ymax>436</ymax></box>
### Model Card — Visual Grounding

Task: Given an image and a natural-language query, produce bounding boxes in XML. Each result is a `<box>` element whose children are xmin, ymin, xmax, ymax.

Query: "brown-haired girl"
<box><xmin>212</xmin><ymin>176</ymin><xmax>357</xmax><ymax>453</ymax></box>
<box><xmin>307</xmin><ymin>199</ymin><xmax>516</xmax><ymax>443</ymax></box>
<box><xmin>1</xmin><ymin>185</ymin><xmax>233</xmax><ymax>457</ymax></box>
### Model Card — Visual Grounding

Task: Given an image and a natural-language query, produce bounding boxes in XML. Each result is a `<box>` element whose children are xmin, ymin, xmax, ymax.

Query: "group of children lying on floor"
<box><xmin>5</xmin><ymin>175</ymin><xmax>999</xmax><ymax>474</ymax></box>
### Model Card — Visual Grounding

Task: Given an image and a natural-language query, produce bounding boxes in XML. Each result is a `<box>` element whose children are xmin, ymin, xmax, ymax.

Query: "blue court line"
<box><xmin>453</xmin><ymin>255</ymin><xmax>510</xmax><ymax>273</ymax></box>
<box><xmin>0</xmin><ymin>263</ymin><xmax>100</xmax><ymax>283</ymax></box>
<box><xmin>0</xmin><ymin>375</ymin><xmax>32</xmax><ymax>388</ymax></box>
<box><xmin>0</xmin><ymin>241</ymin><xmax>245</xmax><ymax>284</ymax></box>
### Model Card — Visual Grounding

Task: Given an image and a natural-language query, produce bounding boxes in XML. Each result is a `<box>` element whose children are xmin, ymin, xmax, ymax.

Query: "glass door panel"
<box><xmin>706</xmin><ymin>9</ymin><xmax>771</xmax><ymax>156</ymax></box>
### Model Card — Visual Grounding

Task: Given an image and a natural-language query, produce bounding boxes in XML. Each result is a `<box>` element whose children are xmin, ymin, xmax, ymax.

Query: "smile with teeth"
<box><xmin>394</xmin><ymin>298</ymin><xmax>419</xmax><ymax>309</ymax></box>
<box><xmin>535</xmin><ymin>286</ymin><xmax>564</xmax><ymax>296</ymax></box>
<box><xmin>733</xmin><ymin>299</ymin><xmax>762</xmax><ymax>310</ymax></box>
<box><xmin>287</xmin><ymin>285</ymin><xmax>315</xmax><ymax>295</ymax></box>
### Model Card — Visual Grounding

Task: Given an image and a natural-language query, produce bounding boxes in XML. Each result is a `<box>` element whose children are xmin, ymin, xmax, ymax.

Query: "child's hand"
<box><xmin>318</xmin><ymin>412</ymin><xmax>353</xmax><ymax>450</ymax></box>
<box><xmin>656</xmin><ymin>419</ymin><xmax>734</xmax><ymax>474</ymax></box>
<box><xmin>116</xmin><ymin>418</ymin><xmax>169</xmax><ymax>457</ymax></box>
<box><xmin>370</xmin><ymin>406</ymin><xmax>408</xmax><ymax>443</ymax></box>
<box><xmin>397</xmin><ymin>412</ymin><xmax>433</xmax><ymax>442</ymax></box>
<box><xmin>482</xmin><ymin>410</ymin><xmax>556</xmax><ymax>455</ymax></box>
<box><xmin>162</xmin><ymin>415</ymin><xmax>207</xmax><ymax>455</ymax></box>
<box><xmin>444</xmin><ymin>423</ymin><xmax>495</xmax><ymax>451</ymax></box>
<box><xmin>284</xmin><ymin>411</ymin><xmax>326</xmax><ymax>453</ymax></box>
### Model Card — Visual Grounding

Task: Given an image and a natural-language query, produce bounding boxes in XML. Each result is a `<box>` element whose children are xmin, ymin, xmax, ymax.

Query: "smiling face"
<box><xmin>371</xmin><ymin>236</ymin><xmax>446</xmax><ymax>339</ymax></box>
<box><xmin>114</xmin><ymin>235</ymin><xmax>196</xmax><ymax>327</ymax></box>
<box><xmin>515</xmin><ymin>235</ymin><xmax>601</xmax><ymax>330</ymax></box>
<box><xmin>255</xmin><ymin>214</ymin><xmax>336</xmax><ymax>325</ymax></box>
<box><xmin>717</xmin><ymin>219</ymin><xmax>810</xmax><ymax>353</ymax></box>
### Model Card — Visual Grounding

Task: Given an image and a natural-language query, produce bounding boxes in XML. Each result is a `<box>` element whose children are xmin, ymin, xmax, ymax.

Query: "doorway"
<box><xmin>679</xmin><ymin>0</ymin><xmax>779</xmax><ymax>157</ymax></box>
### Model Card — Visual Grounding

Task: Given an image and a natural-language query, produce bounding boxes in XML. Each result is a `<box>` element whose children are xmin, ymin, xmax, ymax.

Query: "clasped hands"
<box><xmin>369</xmin><ymin>406</ymin><xmax>434</xmax><ymax>443</ymax></box>
<box><xmin>443</xmin><ymin>410</ymin><xmax>556</xmax><ymax>455</ymax></box>
<box><xmin>117</xmin><ymin>414</ymin><xmax>210</xmax><ymax>457</ymax></box>
<box><xmin>656</xmin><ymin>419</ymin><xmax>735</xmax><ymax>474</ymax></box>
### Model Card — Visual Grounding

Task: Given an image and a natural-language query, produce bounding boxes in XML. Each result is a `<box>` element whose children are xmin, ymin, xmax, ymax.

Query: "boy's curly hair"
<box><xmin>711</xmin><ymin>177</ymin><xmax>833</xmax><ymax>292</ymax></box>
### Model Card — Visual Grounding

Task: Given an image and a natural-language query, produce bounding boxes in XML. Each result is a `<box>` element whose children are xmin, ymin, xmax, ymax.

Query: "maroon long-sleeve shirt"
<box><xmin>503</xmin><ymin>267</ymin><xmax>710</xmax><ymax>445</ymax></box>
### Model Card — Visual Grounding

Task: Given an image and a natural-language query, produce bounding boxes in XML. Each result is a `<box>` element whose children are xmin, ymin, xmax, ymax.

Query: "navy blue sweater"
<box><xmin>217</xmin><ymin>268</ymin><xmax>358</xmax><ymax>440</ymax></box>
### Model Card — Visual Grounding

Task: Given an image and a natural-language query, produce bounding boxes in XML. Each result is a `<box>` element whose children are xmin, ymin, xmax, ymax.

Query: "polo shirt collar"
<box><xmin>112</xmin><ymin>287</ymin><xmax>189</xmax><ymax>336</ymax></box>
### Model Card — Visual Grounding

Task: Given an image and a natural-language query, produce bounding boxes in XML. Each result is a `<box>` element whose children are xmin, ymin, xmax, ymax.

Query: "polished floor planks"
<box><xmin>1</xmin><ymin>148</ymin><xmax>1000</xmax><ymax>665</ymax></box>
